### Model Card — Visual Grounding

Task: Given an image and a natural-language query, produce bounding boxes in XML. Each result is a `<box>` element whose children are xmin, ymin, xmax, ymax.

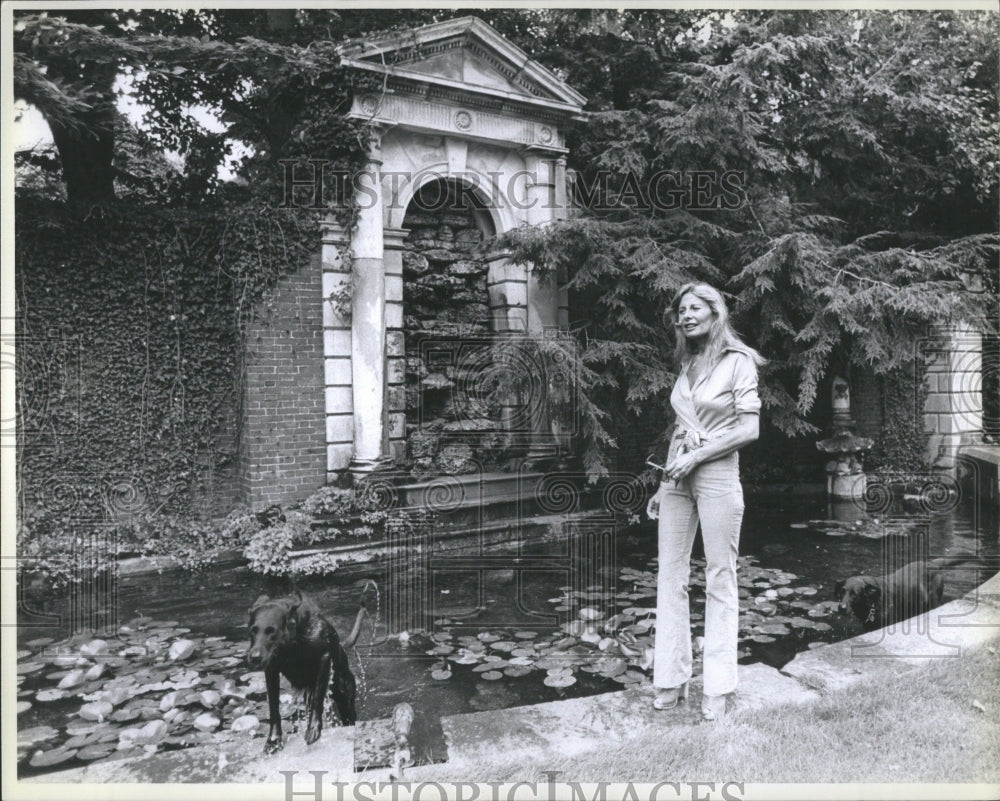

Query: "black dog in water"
<box><xmin>246</xmin><ymin>587</ymin><xmax>369</xmax><ymax>753</ymax></box>
<box><xmin>834</xmin><ymin>556</ymin><xmax>968</xmax><ymax>630</ymax></box>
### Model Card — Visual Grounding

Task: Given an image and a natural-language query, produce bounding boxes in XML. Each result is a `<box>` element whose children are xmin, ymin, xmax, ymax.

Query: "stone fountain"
<box><xmin>816</xmin><ymin>376</ymin><xmax>873</xmax><ymax>504</ymax></box>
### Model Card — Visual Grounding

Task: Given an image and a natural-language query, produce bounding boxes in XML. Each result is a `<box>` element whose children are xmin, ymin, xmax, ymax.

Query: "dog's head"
<box><xmin>834</xmin><ymin>576</ymin><xmax>883</xmax><ymax>627</ymax></box>
<box><xmin>246</xmin><ymin>590</ymin><xmax>307</xmax><ymax>667</ymax></box>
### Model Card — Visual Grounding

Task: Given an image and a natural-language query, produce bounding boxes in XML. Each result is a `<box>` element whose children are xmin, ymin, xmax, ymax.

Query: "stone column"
<box><xmin>521</xmin><ymin>150</ymin><xmax>560</xmax><ymax>466</ymax></box>
<box><xmin>924</xmin><ymin>325</ymin><xmax>983</xmax><ymax>469</ymax></box>
<box><xmin>350</xmin><ymin>133</ymin><xmax>388</xmax><ymax>475</ymax></box>
<box><xmin>321</xmin><ymin>221</ymin><xmax>354</xmax><ymax>477</ymax></box>
<box><xmin>485</xmin><ymin>250</ymin><xmax>528</xmax><ymax>334</ymax></box>
<box><xmin>553</xmin><ymin>156</ymin><xmax>571</xmax><ymax>330</ymax></box>
<box><xmin>383</xmin><ymin>226</ymin><xmax>409</xmax><ymax>466</ymax></box>
<box><xmin>522</xmin><ymin>150</ymin><xmax>559</xmax><ymax>333</ymax></box>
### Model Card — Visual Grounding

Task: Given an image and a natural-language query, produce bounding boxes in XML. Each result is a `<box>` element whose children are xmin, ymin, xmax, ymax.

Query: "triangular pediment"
<box><xmin>339</xmin><ymin>17</ymin><xmax>586</xmax><ymax>109</ymax></box>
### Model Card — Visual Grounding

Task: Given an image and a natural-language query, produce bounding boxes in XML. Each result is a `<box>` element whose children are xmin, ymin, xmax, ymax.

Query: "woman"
<box><xmin>646</xmin><ymin>282</ymin><xmax>765</xmax><ymax>721</ymax></box>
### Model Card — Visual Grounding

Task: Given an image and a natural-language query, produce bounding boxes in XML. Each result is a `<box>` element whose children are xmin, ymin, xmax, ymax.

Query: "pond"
<box><xmin>16</xmin><ymin>494</ymin><xmax>998</xmax><ymax>776</ymax></box>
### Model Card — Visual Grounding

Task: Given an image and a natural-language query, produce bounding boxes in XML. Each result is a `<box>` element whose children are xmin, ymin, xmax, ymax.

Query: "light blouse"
<box><xmin>670</xmin><ymin>346</ymin><xmax>761</xmax><ymax>444</ymax></box>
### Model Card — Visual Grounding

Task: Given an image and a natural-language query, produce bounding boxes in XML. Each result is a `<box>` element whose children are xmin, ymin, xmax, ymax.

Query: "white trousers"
<box><xmin>653</xmin><ymin>452</ymin><xmax>745</xmax><ymax>696</ymax></box>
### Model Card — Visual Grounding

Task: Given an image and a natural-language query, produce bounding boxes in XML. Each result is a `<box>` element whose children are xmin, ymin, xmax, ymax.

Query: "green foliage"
<box><xmin>865</xmin><ymin>366</ymin><xmax>931</xmax><ymax>472</ymax></box>
<box><xmin>17</xmin><ymin>483</ymin><xmax>416</xmax><ymax>586</ymax></box>
<box><xmin>243</xmin><ymin>485</ymin><xmax>416</xmax><ymax>576</ymax></box>
<box><xmin>16</xmin><ymin>505</ymin><xmax>253</xmax><ymax>588</ymax></box>
<box><xmin>500</xmin><ymin>10</ymin><xmax>998</xmax><ymax>475</ymax></box>
<box><xmin>13</xmin><ymin>8</ymin><xmax>998</xmax><ymax>485</ymax></box>
<box><xmin>16</xmin><ymin>196</ymin><xmax>320</xmax><ymax>522</ymax></box>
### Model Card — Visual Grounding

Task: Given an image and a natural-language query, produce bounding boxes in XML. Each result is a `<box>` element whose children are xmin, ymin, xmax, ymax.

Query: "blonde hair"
<box><xmin>669</xmin><ymin>282</ymin><xmax>766</xmax><ymax>371</ymax></box>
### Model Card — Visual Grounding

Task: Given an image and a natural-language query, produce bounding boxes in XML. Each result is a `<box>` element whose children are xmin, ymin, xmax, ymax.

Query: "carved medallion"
<box><xmin>454</xmin><ymin>110</ymin><xmax>473</xmax><ymax>131</ymax></box>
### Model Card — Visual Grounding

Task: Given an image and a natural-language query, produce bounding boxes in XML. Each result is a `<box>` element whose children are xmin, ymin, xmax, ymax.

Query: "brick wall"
<box><xmin>240</xmin><ymin>253</ymin><xmax>327</xmax><ymax>507</ymax></box>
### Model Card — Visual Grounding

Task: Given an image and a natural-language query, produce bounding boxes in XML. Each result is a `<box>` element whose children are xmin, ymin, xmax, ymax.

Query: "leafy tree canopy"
<box><xmin>13</xmin><ymin>8</ymin><xmax>998</xmax><ymax>477</ymax></box>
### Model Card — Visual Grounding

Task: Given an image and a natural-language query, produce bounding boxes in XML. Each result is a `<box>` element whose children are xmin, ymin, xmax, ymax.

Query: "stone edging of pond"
<box><xmin>23</xmin><ymin>569</ymin><xmax>1000</xmax><ymax>785</ymax></box>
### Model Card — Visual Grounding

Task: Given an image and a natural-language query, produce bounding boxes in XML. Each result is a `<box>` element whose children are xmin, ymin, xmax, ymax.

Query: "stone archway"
<box><xmin>318</xmin><ymin>16</ymin><xmax>586</xmax><ymax>478</ymax></box>
<box><xmin>400</xmin><ymin>178</ymin><xmax>523</xmax><ymax>477</ymax></box>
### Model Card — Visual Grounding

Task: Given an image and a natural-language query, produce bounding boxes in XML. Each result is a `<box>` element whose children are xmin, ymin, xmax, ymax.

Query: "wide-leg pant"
<box><xmin>653</xmin><ymin>452</ymin><xmax>745</xmax><ymax>696</ymax></box>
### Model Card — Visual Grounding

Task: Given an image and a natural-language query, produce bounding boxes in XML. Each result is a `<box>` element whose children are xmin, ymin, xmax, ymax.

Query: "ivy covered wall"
<box><xmin>15</xmin><ymin>199</ymin><xmax>318</xmax><ymax>522</ymax></box>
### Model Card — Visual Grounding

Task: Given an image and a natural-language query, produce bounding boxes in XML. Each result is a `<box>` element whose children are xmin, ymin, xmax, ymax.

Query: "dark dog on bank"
<box><xmin>834</xmin><ymin>556</ymin><xmax>968</xmax><ymax>630</ymax></box>
<box><xmin>246</xmin><ymin>586</ymin><xmax>370</xmax><ymax>753</ymax></box>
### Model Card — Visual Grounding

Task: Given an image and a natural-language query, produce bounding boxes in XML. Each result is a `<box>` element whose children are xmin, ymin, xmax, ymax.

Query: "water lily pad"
<box><xmin>472</xmin><ymin>662</ymin><xmax>501</xmax><ymax>673</ymax></box>
<box><xmin>135</xmin><ymin>720</ymin><xmax>169</xmax><ymax>743</ymax></box>
<box><xmin>543</xmin><ymin>673</ymin><xmax>576</xmax><ymax>688</ymax></box>
<box><xmin>85</xmin><ymin>663</ymin><xmax>108</xmax><ymax>681</ymax></box>
<box><xmin>546</xmin><ymin>666</ymin><xmax>574</xmax><ymax>677</ymax></box>
<box><xmin>158</xmin><ymin>691</ymin><xmax>180</xmax><ymax>712</ymax></box>
<box><xmin>480</xmin><ymin>671</ymin><xmax>504</xmax><ymax>681</ymax></box>
<box><xmin>76</xmin><ymin>744</ymin><xmax>115</xmax><ymax>761</ymax></box>
<box><xmin>18</xmin><ymin>727</ymin><xmax>59</xmax><ymax>752</ymax></box>
<box><xmin>65</xmin><ymin>721</ymin><xmax>98</xmax><ymax>736</ymax></box>
<box><xmin>561</xmin><ymin>621</ymin><xmax>586</xmax><ymax>636</ymax></box>
<box><xmin>36</xmin><ymin>688</ymin><xmax>69</xmax><ymax>702</ymax></box>
<box><xmin>510</xmin><ymin>648</ymin><xmax>535</xmax><ymax>658</ymax></box>
<box><xmin>80</xmin><ymin>639</ymin><xmax>109</xmax><ymax>657</ymax></box>
<box><xmin>27</xmin><ymin>637</ymin><xmax>56</xmax><ymax>648</ymax></box>
<box><xmin>231</xmin><ymin>715</ymin><xmax>260</xmax><ymax>733</ymax></box>
<box><xmin>111</xmin><ymin>707</ymin><xmax>141</xmax><ymax>723</ymax></box>
<box><xmin>64</xmin><ymin>730</ymin><xmax>103</xmax><ymax>749</ymax></box>
<box><xmin>596</xmin><ymin>658</ymin><xmax>628</xmax><ymax>677</ymax></box>
<box><xmin>490</xmin><ymin>641</ymin><xmax>517</xmax><ymax>652</ymax></box>
<box><xmin>81</xmin><ymin>686</ymin><xmax>132</xmax><ymax>707</ymax></box>
<box><xmin>169</xmin><ymin>668</ymin><xmax>200</xmax><ymax>685</ymax></box>
<box><xmin>452</xmin><ymin>652</ymin><xmax>480</xmax><ymax>665</ymax></box>
<box><xmin>476</xmin><ymin>632</ymin><xmax>500</xmax><ymax>642</ymax></box>
<box><xmin>430</xmin><ymin>668</ymin><xmax>452</xmax><ymax>680</ymax></box>
<box><xmin>507</xmin><ymin>656</ymin><xmax>534</xmax><ymax>666</ymax></box>
<box><xmin>503</xmin><ymin>665</ymin><xmax>532</xmax><ymax>677</ymax></box>
<box><xmin>193</xmin><ymin>713</ymin><xmax>220</xmax><ymax>732</ymax></box>
<box><xmin>750</xmin><ymin>635</ymin><xmax>777</xmax><ymax>643</ymax></box>
<box><xmin>578</xmin><ymin>607</ymin><xmax>603</xmax><ymax>621</ymax></box>
<box><xmin>757</xmin><ymin>623</ymin><xmax>790</xmax><ymax>636</ymax></box>
<box><xmin>16</xmin><ymin>661</ymin><xmax>46</xmax><ymax>675</ymax></box>
<box><xmin>58</xmin><ymin>669</ymin><xmax>87</xmax><ymax>689</ymax></box>
<box><xmin>813</xmin><ymin>622</ymin><xmax>833</xmax><ymax>632</ymax></box>
<box><xmin>29</xmin><ymin>747</ymin><xmax>78</xmax><ymax>767</ymax></box>
<box><xmin>17</xmin><ymin>701</ymin><xmax>32</xmax><ymax>714</ymax></box>
<box><xmin>79</xmin><ymin>701</ymin><xmax>113</xmax><ymax>722</ymax></box>
<box><xmin>514</xmin><ymin>631</ymin><xmax>539</xmax><ymax>639</ymax></box>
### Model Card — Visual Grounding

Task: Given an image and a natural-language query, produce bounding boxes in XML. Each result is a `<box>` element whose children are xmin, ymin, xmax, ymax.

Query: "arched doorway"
<box><xmin>400</xmin><ymin>178</ymin><xmax>524</xmax><ymax>477</ymax></box>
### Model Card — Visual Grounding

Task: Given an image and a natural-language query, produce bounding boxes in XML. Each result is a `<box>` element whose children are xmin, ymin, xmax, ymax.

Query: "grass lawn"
<box><xmin>429</xmin><ymin>644</ymin><xmax>1000</xmax><ymax>784</ymax></box>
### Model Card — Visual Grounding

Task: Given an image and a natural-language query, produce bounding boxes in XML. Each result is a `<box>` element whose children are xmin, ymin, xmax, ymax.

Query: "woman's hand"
<box><xmin>664</xmin><ymin>450</ymin><xmax>701</xmax><ymax>481</ymax></box>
